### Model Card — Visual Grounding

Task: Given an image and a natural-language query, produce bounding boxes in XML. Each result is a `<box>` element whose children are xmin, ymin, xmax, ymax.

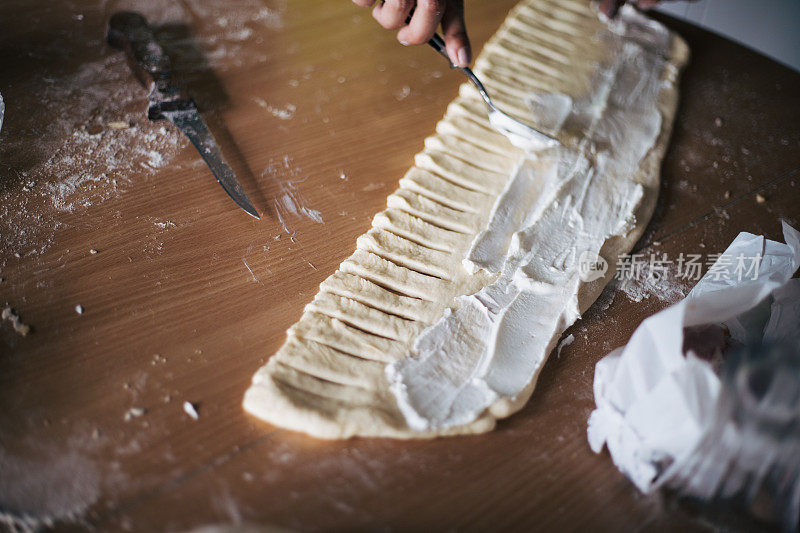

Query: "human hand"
<box><xmin>352</xmin><ymin>0</ymin><xmax>472</xmax><ymax>67</ymax></box>
<box><xmin>599</xmin><ymin>0</ymin><xmax>668</xmax><ymax>18</ymax></box>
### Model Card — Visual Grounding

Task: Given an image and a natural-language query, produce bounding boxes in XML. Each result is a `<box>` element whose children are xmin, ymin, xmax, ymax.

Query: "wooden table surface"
<box><xmin>1</xmin><ymin>1</ymin><xmax>798</xmax><ymax>531</ymax></box>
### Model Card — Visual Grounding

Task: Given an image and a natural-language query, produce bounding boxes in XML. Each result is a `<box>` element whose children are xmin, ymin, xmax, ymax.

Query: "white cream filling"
<box><xmin>387</xmin><ymin>6</ymin><xmax>677</xmax><ymax>431</ymax></box>
<box><xmin>487</xmin><ymin>110</ymin><xmax>559</xmax><ymax>152</ymax></box>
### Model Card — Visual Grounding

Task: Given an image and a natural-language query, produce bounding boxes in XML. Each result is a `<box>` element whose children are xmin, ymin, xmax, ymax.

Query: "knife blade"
<box><xmin>107</xmin><ymin>11</ymin><xmax>259</xmax><ymax>219</ymax></box>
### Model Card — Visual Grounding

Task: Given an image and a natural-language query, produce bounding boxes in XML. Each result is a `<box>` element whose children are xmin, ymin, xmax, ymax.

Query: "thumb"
<box><xmin>599</xmin><ymin>0</ymin><xmax>626</xmax><ymax>18</ymax></box>
<box><xmin>441</xmin><ymin>0</ymin><xmax>471</xmax><ymax>67</ymax></box>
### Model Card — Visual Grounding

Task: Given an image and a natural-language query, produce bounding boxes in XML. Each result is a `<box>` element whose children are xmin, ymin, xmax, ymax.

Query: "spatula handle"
<box><xmin>107</xmin><ymin>12</ymin><xmax>179</xmax><ymax>101</ymax></box>
<box><xmin>404</xmin><ymin>12</ymin><xmax>455</xmax><ymax>68</ymax></box>
<box><xmin>426</xmin><ymin>33</ymin><xmax>454</xmax><ymax>67</ymax></box>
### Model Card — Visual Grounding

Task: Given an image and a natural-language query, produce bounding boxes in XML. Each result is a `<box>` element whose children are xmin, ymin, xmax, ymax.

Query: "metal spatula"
<box><xmin>423</xmin><ymin>31</ymin><xmax>558</xmax><ymax>147</ymax></box>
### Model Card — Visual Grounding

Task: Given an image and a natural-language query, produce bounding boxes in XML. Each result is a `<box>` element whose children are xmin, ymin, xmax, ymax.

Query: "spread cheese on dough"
<box><xmin>386</xmin><ymin>5</ymin><xmax>680</xmax><ymax>431</ymax></box>
<box><xmin>243</xmin><ymin>0</ymin><xmax>688</xmax><ymax>439</ymax></box>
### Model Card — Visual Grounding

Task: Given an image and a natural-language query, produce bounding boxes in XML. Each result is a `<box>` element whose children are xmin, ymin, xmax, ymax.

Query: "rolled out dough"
<box><xmin>243</xmin><ymin>0</ymin><xmax>688</xmax><ymax>439</ymax></box>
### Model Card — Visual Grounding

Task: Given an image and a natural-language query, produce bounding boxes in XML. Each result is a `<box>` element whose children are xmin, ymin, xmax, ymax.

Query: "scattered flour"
<box><xmin>2</xmin><ymin>306</ymin><xmax>31</xmax><ymax>336</ymax></box>
<box><xmin>273</xmin><ymin>183</ymin><xmax>324</xmax><ymax>233</ymax></box>
<box><xmin>0</xmin><ymin>0</ymin><xmax>289</xmax><ymax>259</ymax></box>
<box><xmin>0</xmin><ymin>430</ymin><xmax>126</xmax><ymax>532</ymax></box>
<box><xmin>556</xmin><ymin>333</ymin><xmax>575</xmax><ymax>357</ymax></box>
<box><xmin>242</xmin><ymin>257</ymin><xmax>258</xmax><ymax>282</ymax></box>
<box><xmin>254</xmin><ymin>98</ymin><xmax>296</xmax><ymax>120</ymax></box>
<box><xmin>263</xmin><ymin>157</ymin><xmax>324</xmax><ymax>234</ymax></box>
<box><xmin>168</xmin><ymin>0</ymin><xmax>286</xmax><ymax>71</ymax></box>
<box><xmin>611</xmin><ymin>254</ymin><xmax>690</xmax><ymax>304</ymax></box>
<box><xmin>153</xmin><ymin>219</ymin><xmax>177</xmax><ymax>229</ymax></box>
<box><xmin>394</xmin><ymin>85</ymin><xmax>412</xmax><ymax>101</ymax></box>
<box><xmin>0</xmin><ymin>55</ymin><xmax>186</xmax><ymax>258</ymax></box>
<box><xmin>183</xmin><ymin>401</ymin><xmax>200</xmax><ymax>420</ymax></box>
<box><xmin>0</xmin><ymin>449</ymin><xmax>99</xmax><ymax>532</ymax></box>
<box><xmin>123</xmin><ymin>407</ymin><xmax>147</xmax><ymax>421</ymax></box>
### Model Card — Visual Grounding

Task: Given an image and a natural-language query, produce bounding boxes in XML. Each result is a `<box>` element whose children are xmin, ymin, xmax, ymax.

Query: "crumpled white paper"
<box><xmin>587</xmin><ymin>221</ymin><xmax>800</xmax><ymax>492</ymax></box>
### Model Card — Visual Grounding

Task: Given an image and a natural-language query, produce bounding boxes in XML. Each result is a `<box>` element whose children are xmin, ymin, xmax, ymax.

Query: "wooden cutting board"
<box><xmin>0</xmin><ymin>1</ymin><xmax>798</xmax><ymax>530</ymax></box>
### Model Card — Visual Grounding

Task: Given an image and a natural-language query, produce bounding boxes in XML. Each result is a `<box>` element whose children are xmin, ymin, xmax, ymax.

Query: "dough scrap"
<box><xmin>244</xmin><ymin>0</ymin><xmax>688</xmax><ymax>439</ymax></box>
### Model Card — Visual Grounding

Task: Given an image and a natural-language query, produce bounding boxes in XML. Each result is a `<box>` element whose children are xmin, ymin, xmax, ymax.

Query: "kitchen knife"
<box><xmin>108</xmin><ymin>11</ymin><xmax>259</xmax><ymax>219</ymax></box>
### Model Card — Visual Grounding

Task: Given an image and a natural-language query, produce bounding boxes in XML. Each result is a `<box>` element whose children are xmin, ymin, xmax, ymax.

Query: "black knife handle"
<box><xmin>427</xmin><ymin>33</ymin><xmax>454</xmax><ymax>66</ymax></box>
<box><xmin>107</xmin><ymin>12</ymin><xmax>179</xmax><ymax>102</ymax></box>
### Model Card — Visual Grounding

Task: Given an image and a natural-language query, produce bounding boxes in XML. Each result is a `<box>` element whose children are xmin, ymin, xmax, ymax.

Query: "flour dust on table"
<box><xmin>244</xmin><ymin>0</ymin><xmax>689</xmax><ymax>438</ymax></box>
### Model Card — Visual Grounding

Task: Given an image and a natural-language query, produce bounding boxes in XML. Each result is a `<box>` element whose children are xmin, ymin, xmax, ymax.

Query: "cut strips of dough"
<box><xmin>414</xmin><ymin>152</ymin><xmax>507</xmax><ymax>195</ymax></box>
<box><xmin>384</xmin><ymin>192</ymin><xmax>478</xmax><ymax>235</ymax></box>
<box><xmin>341</xmin><ymin>250</ymin><xmax>450</xmax><ymax>302</ymax></box>
<box><xmin>306</xmin><ymin>291</ymin><xmax>423</xmax><ymax>344</ymax></box>
<box><xmin>357</xmin><ymin>230</ymin><xmax>456</xmax><ymax>280</ymax></box>
<box><xmin>289</xmin><ymin>312</ymin><xmax>407</xmax><ymax>363</ymax></box>
<box><xmin>436</xmin><ymin>115</ymin><xmax>523</xmax><ymax>157</ymax></box>
<box><xmin>320</xmin><ymin>271</ymin><xmax>440</xmax><ymax>324</ymax></box>
<box><xmin>276</xmin><ymin>336</ymin><xmax>388</xmax><ymax>390</ymax></box>
<box><xmin>244</xmin><ymin>0</ymin><xmax>688</xmax><ymax>439</ymax></box>
<box><xmin>425</xmin><ymin>136</ymin><xmax>519</xmax><ymax>176</ymax></box>
<box><xmin>399</xmin><ymin>168</ymin><xmax>492</xmax><ymax>213</ymax></box>
<box><xmin>269</xmin><ymin>363</ymin><xmax>393</xmax><ymax>405</ymax></box>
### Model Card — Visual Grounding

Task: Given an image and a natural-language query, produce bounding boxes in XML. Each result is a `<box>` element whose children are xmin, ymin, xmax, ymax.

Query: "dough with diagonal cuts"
<box><xmin>244</xmin><ymin>0</ymin><xmax>688</xmax><ymax>438</ymax></box>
